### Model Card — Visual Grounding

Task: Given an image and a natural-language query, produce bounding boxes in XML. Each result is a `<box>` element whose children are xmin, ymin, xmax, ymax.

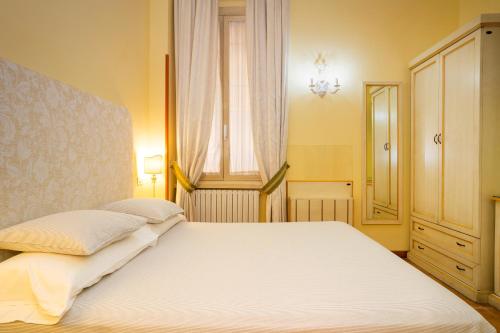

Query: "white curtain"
<box><xmin>246</xmin><ymin>0</ymin><xmax>290</xmax><ymax>222</ymax></box>
<box><xmin>204</xmin><ymin>20</ymin><xmax>258</xmax><ymax>176</ymax></box>
<box><xmin>174</xmin><ymin>0</ymin><xmax>219</xmax><ymax>220</ymax></box>
<box><xmin>228</xmin><ymin>20</ymin><xmax>259</xmax><ymax>175</ymax></box>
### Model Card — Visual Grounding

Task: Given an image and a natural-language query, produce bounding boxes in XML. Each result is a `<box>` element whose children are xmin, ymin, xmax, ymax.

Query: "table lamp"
<box><xmin>144</xmin><ymin>155</ymin><xmax>163</xmax><ymax>197</ymax></box>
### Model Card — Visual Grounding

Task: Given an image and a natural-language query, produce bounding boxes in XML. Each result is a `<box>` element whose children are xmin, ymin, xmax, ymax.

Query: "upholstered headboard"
<box><xmin>0</xmin><ymin>58</ymin><xmax>133</xmax><ymax>261</ymax></box>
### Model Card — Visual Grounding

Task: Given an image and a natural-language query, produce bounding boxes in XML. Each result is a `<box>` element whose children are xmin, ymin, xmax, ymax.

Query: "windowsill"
<box><xmin>197</xmin><ymin>179</ymin><xmax>263</xmax><ymax>190</ymax></box>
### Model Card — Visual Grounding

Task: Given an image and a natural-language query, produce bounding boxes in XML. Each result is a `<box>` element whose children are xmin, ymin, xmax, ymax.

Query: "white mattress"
<box><xmin>2</xmin><ymin>222</ymin><xmax>495</xmax><ymax>333</ymax></box>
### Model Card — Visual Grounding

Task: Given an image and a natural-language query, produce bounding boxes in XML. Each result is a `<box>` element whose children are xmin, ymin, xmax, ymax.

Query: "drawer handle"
<box><xmin>417</xmin><ymin>245</ymin><xmax>425</xmax><ymax>250</ymax></box>
<box><xmin>417</xmin><ymin>227</ymin><xmax>424</xmax><ymax>231</ymax></box>
<box><xmin>456</xmin><ymin>242</ymin><xmax>466</xmax><ymax>247</ymax></box>
<box><xmin>456</xmin><ymin>265</ymin><xmax>466</xmax><ymax>272</ymax></box>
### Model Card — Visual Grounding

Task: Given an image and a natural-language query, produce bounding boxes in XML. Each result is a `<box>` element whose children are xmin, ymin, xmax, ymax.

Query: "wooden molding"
<box><xmin>165</xmin><ymin>54</ymin><xmax>170</xmax><ymax>200</ymax></box>
<box><xmin>197</xmin><ymin>179</ymin><xmax>263</xmax><ymax>190</ymax></box>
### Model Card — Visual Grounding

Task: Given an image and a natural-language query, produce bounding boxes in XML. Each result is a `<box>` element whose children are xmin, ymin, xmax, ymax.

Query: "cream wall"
<box><xmin>287</xmin><ymin>0</ymin><xmax>461</xmax><ymax>250</ymax></box>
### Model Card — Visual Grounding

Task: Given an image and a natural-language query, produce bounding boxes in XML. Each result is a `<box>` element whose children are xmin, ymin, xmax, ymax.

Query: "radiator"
<box><xmin>286</xmin><ymin>181</ymin><xmax>354</xmax><ymax>224</ymax></box>
<box><xmin>288</xmin><ymin>197</ymin><xmax>353</xmax><ymax>224</ymax></box>
<box><xmin>193</xmin><ymin>190</ymin><xmax>260</xmax><ymax>222</ymax></box>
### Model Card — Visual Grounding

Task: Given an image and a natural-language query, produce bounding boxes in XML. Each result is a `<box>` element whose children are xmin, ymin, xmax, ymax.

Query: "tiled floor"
<box><xmin>410</xmin><ymin>262</ymin><xmax>500</xmax><ymax>331</ymax></box>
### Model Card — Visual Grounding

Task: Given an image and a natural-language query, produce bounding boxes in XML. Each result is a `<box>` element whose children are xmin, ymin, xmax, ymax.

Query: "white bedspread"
<box><xmin>2</xmin><ymin>222</ymin><xmax>495</xmax><ymax>333</ymax></box>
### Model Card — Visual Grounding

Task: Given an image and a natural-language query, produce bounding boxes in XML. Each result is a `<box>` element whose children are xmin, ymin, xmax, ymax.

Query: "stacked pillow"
<box><xmin>102</xmin><ymin>198</ymin><xmax>186</xmax><ymax>236</ymax></box>
<box><xmin>102</xmin><ymin>198</ymin><xmax>184</xmax><ymax>224</ymax></box>
<box><xmin>0</xmin><ymin>198</ymin><xmax>184</xmax><ymax>325</ymax></box>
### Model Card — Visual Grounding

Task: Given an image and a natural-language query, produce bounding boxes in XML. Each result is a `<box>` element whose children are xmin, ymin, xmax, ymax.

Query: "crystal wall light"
<box><xmin>309</xmin><ymin>54</ymin><xmax>341</xmax><ymax>97</ymax></box>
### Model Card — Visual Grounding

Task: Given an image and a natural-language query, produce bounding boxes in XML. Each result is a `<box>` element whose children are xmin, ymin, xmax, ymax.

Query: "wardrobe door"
<box><xmin>439</xmin><ymin>30</ymin><xmax>481</xmax><ymax>237</ymax></box>
<box><xmin>411</xmin><ymin>56</ymin><xmax>440</xmax><ymax>223</ymax></box>
<box><xmin>372</xmin><ymin>88</ymin><xmax>390</xmax><ymax>207</ymax></box>
<box><xmin>388</xmin><ymin>86</ymin><xmax>398</xmax><ymax>211</ymax></box>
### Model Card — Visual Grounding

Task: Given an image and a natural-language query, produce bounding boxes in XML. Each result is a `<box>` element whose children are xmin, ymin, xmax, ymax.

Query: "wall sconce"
<box><xmin>309</xmin><ymin>54</ymin><xmax>341</xmax><ymax>97</ymax></box>
<box><xmin>144</xmin><ymin>155</ymin><xmax>163</xmax><ymax>197</ymax></box>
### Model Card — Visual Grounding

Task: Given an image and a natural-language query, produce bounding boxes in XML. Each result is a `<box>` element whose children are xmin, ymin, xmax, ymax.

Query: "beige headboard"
<box><xmin>0</xmin><ymin>58</ymin><xmax>133</xmax><ymax>261</ymax></box>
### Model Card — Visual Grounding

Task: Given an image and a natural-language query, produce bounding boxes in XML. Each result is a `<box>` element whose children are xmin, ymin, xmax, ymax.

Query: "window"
<box><xmin>202</xmin><ymin>10</ymin><xmax>260</xmax><ymax>186</ymax></box>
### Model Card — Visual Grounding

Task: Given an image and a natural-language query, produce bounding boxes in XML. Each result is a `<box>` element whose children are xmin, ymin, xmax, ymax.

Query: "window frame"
<box><xmin>199</xmin><ymin>8</ymin><xmax>261</xmax><ymax>189</ymax></box>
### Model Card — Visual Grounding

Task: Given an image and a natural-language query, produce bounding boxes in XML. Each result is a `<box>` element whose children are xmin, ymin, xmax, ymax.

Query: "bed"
<box><xmin>0</xmin><ymin>59</ymin><xmax>495</xmax><ymax>333</ymax></box>
<box><xmin>2</xmin><ymin>221</ymin><xmax>494</xmax><ymax>333</ymax></box>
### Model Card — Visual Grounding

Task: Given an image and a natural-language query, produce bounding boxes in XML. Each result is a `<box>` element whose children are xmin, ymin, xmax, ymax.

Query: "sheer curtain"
<box><xmin>228</xmin><ymin>20</ymin><xmax>258</xmax><ymax>175</ymax></box>
<box><xmin>203</xmin><ymin>19</ymin><xmax>258</xmax><ymax>176</ymax></box>
<box><xmin>247</xmin><ymin>0</ymin><xmax>289</xmax><ymax>222</ymax></box>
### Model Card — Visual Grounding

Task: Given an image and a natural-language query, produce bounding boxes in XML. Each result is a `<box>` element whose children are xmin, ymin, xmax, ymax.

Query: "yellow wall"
<box><xmin>459</xmin><ymin>0</ymin><xmax>500</xmax><ymax>24</ymax></box>
<box><xmin>0</xmin><ymin>0</ymin><xmax>150</xmax><ymax>140</ymax></box>
<box><xmin>141</xmin><ymin>0</ymin><xmax>172</xmax><ymax>200</ymax></box>
<box><xmin>288</xmin><ymin>0</ymin><xmax>461</xmax><ymax>250</ymax></box>
<box><xmin>0</xmin><ymin>0</ymin><xmax>150</xmax><ymax>195</ymax></box>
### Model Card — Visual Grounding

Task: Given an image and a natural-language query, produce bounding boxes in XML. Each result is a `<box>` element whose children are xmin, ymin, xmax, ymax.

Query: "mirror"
<box><xmin>363</xmin><ymin>83</ymin><xmax>401</xmax><ymax>224</ymax></box>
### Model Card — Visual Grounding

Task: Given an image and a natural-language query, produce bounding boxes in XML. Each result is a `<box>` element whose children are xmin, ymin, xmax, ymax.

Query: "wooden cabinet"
<box><xmin>410</xmin><ymin>56</ymin><xmax>440</xmax><ymax>223</ymax></box>
<box><xmin>439</xmin><ymin>32</ymin><xmax>481</xmax><ymax>236</ymax></box>
<box><xmin>409</xmin><ymin>15</ymin><xmax>500</xmax><ymax>303</ymax></box>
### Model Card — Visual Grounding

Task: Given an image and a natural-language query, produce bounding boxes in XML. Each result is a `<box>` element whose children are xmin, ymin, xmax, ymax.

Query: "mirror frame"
<box><xmin>361</xmin><ymin>81</ymin><xmax>403</xmax><ymax>225</ymax></box>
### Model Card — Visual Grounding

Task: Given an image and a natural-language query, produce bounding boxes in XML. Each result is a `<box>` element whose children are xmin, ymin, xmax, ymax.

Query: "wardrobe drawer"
<box><xmin>412</xmin><ymin>219</ymin><xmax>479</xmax><ymax>263</ymax></box>
<box><xmin>412</xmin><ymin>239</ymin><xmax>476</xmax><ymax>286</ymax></box>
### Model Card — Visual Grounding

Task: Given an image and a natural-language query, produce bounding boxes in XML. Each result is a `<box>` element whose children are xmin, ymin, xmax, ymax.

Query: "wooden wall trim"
<box><xmin>165</xmin><ymin>54</ymin><xmax>170</xmax><ymax>200</ymax></box>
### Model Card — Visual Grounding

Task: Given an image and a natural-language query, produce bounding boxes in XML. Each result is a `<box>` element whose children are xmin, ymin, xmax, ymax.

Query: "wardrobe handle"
<box><xmin>456</xmin><ymin>242</ymin><xmax>466</xmax><ymax>247</ymax></box>
<box><xmin>418</xmin><ymin>246</ymin><xmax>425</xmax><ymax>250</ymax></box>
<box><xmin>456</xmin><ymin>265</ymin><xmax>466</xmax><ymax>272</ymax></box>
<box><xmin>433</xmin><ymin>134</ymin><xmax>438</xmax><ymax>144</ymax></box>
<box><xmin>437</xmin><ymin>133</ymin><xmax>442</xmax><ymax>144</ymax></box>
<box><xmin>417</xmin><ymin>226</ymin><xmax>425</xmax><ymax>231</ymax></box>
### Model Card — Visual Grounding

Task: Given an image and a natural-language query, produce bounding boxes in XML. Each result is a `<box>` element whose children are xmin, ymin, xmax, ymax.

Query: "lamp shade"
<box><xmin>144</xmin><ymin>155</ymin><xmax>163</xmax><ymax>175</ymax></box>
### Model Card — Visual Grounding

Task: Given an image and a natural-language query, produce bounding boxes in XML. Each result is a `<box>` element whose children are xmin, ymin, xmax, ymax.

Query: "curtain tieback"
<box><xmin>258</xmin><ymin>162</ymin><xmax>290</xmax><ymax>223</ymax></box>
<box><xmin>170</xmin><ymin>161</ymin><xmax>197</xmax><ymax>193</ymax></box>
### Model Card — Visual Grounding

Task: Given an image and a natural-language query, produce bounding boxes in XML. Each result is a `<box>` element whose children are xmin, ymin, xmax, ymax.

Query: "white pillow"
<box><xmin>102</xmin><ymin>198</ymin><xmax>184</xmax><ymax>223</ymax></box>
<box><xmin>0</xmin><ymin>226</ymin><xmax>158</xmax><ymax>325</ymax></box>
<box><xmin>0</xmin><ymin>210</ymin><xmax>147</xmax><ymax>255</ymax></box>
<box><xmin>147</xmin><ymin>214</ymin><xmax>186</xmax><ymax>237</ymax></box>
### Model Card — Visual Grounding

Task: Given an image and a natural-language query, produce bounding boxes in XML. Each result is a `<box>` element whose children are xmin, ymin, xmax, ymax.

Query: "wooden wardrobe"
<box><xmin>408</xmin><ymin>14</ymin><xmax>500</xmax><ymax>302</ymax></box>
